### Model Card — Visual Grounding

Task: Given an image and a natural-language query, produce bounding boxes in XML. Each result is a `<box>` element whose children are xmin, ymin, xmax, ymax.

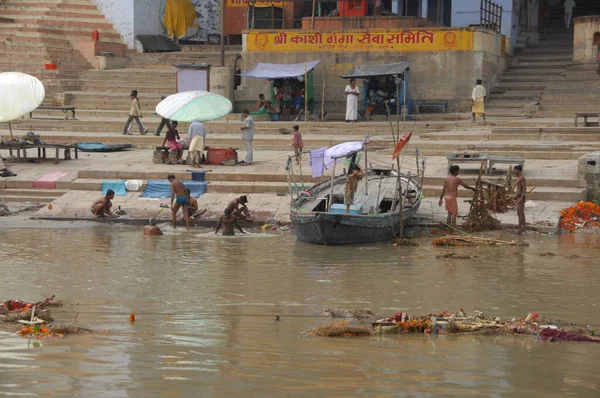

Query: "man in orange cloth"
<box><xmin>438</xmin><ymin>165</ymin><xmax>475</xmax><ymax>227</ymax></box>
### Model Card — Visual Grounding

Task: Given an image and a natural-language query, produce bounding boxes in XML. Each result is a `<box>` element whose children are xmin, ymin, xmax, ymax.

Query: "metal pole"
<box><xmin>304</xmin><ymin>63</ymin><xmax>308</xmax><ymax>122</ymax></box>
<box><xmin>375</xmin><ymin>175</ymin><xmax>383</xmax><ymax>214</ymax></box>
<box><xmin>328</xmin><ymin>161</ymin><xmax>336</xmax><ymax>212</ymax></box>
<box><xmin>403</xmin><ymin>73</ymin><xmax>407</xmax><ymax>122</ymax></box>
<box><xmin>286</xmin><ymin>158</ymin><xmax>295</xmax><ymax>204</ymax></box>
<box><xmin>363</xmin><ymin>134</ymin><xmax>369</xmax><ymax>196</ymax></box>
<box><xmin>320</xmin><ymin>65</ymin><xmax>326</xmax><ymax>122</ymax></box>
<box><xmin>220</xmin><ymin>0</ymin><xmax>225</xmax><ymax>67</ymax></box>
<box><xmin>298</xmin><ymin>154</ymin><xmax>305</xmax><ymax>193</ymax></box>
<box><xmin>396</xmin><ymin>74</ymin><xmax>400</xmax><ymax>117</ymax></box>
<box><xmin>289</xmin><ymin>155</ymin><xmax>298</xmax><ymax>194</ymax></box>
<box><xmin>398</xmin><ymin>158</ymin><xmax>404</xmax><ymax>238</ymax></box>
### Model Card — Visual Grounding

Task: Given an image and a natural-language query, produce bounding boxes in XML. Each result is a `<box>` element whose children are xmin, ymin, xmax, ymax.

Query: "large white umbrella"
<box><xmin>156</xmin><ymin>91</ymin><xmax>232</xmax><ymax>123</ymax></box>
<box><xmin>0</xmin><ymin>72</ymin><xmax>45</xmax><ymax>139</ymax></box>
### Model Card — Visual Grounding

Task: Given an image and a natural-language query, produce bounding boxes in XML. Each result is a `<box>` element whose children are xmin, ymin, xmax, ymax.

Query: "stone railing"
<box><xmin>573</xmin><ymin>15</ymin><xmax>600</xmax><ymax>66</ymax></box>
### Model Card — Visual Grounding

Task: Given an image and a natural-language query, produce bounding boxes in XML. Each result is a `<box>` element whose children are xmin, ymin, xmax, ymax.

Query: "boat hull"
<box><xmin>291</xmin><ymin>202</ymin><xmax>421</xmax><ymax>245</ymax></box>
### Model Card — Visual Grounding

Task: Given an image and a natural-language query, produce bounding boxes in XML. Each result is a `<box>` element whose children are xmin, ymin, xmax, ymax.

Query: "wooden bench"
<box><xmin>487</xmin><ymin>154</ymin><xmax>525</xmax><ymax>175</ymax></box>
<box><xmin>30</xmin><ymin>106</ymin><xmax>77</xmax><ymax>120</ymax></box>
<box><xmin>447</xmin><ymin>152</ymin><xmax>489</xmax><ymax>173</ymax></box>
<box><xmin>417</xmin><ymin>102</ymin><xmax>448</xmax><ymax>114</ymax></box>
<box><xmin>574</xmin><ymin>113</ymin><xmax>599</xmax><ymax>127</ymax></box>
<box><xmin>0</xmin><ymin>143</ymin><xmax>78</xmax><ymax>163</ymax></box>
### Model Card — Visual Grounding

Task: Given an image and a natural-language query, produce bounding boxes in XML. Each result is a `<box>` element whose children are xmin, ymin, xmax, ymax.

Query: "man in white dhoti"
<box><xmin>188</xmin><ymin>119</ymin><xmax>206</xmax><ymax>168</ymax></box>
<box><xmin>471</xmin><ymin>79</ymin><xmax>486</xmax><ymax>123</ymax></box>
<box><xmin>345</xmin><ymin>78</ymin><xmax>360</xmax><ymax>122</ymax></box>
<box><xmin>240</xmin><ymin>110</ymin><xmax>254</xmax><ymax>165</ymax></box>
<box><xmin>564</xmin><ymin>0</ymin><xmax>575</xmax><ymax>29</ymax></box>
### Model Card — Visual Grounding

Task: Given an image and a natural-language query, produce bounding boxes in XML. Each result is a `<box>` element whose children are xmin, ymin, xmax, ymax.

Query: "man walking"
<box><xmin>240</xmin><ymin>110</ymin><xmax>254</xmax><ymax>166</ymax></box>
<box><xmin>513</xmin><ymin>165</ymin><xmax>526</xmax><ymax>234</ymax></box>
<box><xmin>154</xmin><ymin>95</ymin><xmax>172</xmax><ymax>136</ymax></box>
<box><xmin>564</xmin><ymin>0</ymin><xmax>576</xmax><ymax>29</ymax></box>
<box><xmin>471</xmin><ymin>79</ymin><xmax>486</xmax><ymax>123</ymax></box>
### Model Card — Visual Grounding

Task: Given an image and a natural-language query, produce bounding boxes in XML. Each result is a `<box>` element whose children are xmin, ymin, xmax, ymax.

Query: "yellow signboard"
<box><xmin>246</xmin><ymin>29</ymin><xmax>473</xmax><ymax>52</ymax></box>
<box><xmin>227</xmin><ymin>0</ymin><xmax>284</xmax><ymax>8</ymax></box>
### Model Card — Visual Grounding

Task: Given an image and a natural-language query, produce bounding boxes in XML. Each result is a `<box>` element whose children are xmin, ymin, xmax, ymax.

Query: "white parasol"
<box><xmin>156</xmin><ymin>91</ymin><xmax>232</xmax><ymax>123</ymax></box>
<box><xmin>0</xmin><ymin>72</ymin><xmax>45</xmax><ymax>139</ymax></box>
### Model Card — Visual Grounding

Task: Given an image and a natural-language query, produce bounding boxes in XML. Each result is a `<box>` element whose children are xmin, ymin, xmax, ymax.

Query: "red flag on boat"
<box><xmin>392</xmin><ymin>133</ymin><xmax>412</xmax><ymax>160</ymax></box>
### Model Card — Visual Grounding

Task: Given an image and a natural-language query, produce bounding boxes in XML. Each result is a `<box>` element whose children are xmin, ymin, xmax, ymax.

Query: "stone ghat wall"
<box><xmin>236</xmin><ymin>28</ymin><xmax>506</xmax><ymax>113</ymax></box>
<box><xmin>539</xmin><ymin>16</ymin><xmax>600</xmax><ymax>117</ymax></box>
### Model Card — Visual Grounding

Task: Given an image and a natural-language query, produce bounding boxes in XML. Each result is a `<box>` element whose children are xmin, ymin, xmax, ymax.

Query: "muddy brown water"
<box><xmin>1</xmin><ymin>225</ymin><xmax>600</xmax><ymax>397</ymax></box>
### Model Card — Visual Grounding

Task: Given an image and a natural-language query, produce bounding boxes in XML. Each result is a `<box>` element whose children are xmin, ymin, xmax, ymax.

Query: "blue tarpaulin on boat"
<box><xmin>139</xmin><ymin>180</ymin><xmax>209</xmax><ymax>198</ymax></box>
<box><xmin>102</xmin><ymin>180</ymin><xmax>127</xmax><ymax>196</ymax></box>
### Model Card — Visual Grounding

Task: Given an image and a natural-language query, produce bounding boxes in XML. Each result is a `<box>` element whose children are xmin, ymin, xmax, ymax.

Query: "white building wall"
<box><xmin>93</xmin><ymin>0</ymin><xmax>220</xmax><ymax>47</ymax></box>
<box><xmin>92</xmin><ymin>0</ymin><xmax>136</xmax><ymax>48</ymax></box>
<box><xmin>134</xmin><ymin>0</ymin><xmax>164</xmax><ymax>38</ymax></box>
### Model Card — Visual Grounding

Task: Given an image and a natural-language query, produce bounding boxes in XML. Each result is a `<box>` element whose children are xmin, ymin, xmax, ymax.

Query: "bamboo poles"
<box><xmin>328</xmin><ymin>161</ymin><xmax>336</xmax><ymax>212</ymax></box>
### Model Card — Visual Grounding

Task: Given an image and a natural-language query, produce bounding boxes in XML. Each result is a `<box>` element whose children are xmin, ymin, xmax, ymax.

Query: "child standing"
<box><xmin>291</xmin><ymin>125</ymin><xmax>303</xmax><ymax>165</ymax></box>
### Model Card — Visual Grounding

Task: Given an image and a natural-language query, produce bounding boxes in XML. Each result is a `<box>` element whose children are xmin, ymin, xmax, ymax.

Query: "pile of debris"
<box><xmin>305</xmin><ymin>308</ymin><xmax>600</xmax><ymax>343</ymax></box>
<box><xmin>559</xmin><ymin>201</ymin><xmax>600</xmax><ymax>232</ymax></box>
<box><xmin>464</xmin><ymin>166</ymin><xmax>501</xmax><ymax>231</ymax></box>
<box><xmin>432</xmin><ymin>235</ymin><xmax>528</xmax><ymax>247</ymax></box>
<box><xmin>1</xmin><ymin>295</ymin><xmax>91</xmax><ymax>338</ymax></box>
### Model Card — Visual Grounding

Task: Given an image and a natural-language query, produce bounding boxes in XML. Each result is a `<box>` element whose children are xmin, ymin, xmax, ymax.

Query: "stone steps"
<box><xmin>516</xmin><ymin>55</ymin><xmax>572</xmax><ymax>63</ymax></box>
<box><xmin>0</xmin><ymin>189</ymin><xmax>68</xmax><ymax>204</ymax></box>
<box><xmin>504</xmin><ymin>68</ymin><xmax>566</xmax><ymax>76</ymax></box>
<box><xmin>0</xmin><ymin>29</ymin><xmax>123</xmax><ymax>43</ymax></box>
<box><xmin>0</xmin><ymin>20</ymin><xmax>118</xmax><ymax>32</ymax></box>
<box><xmin>485</xmin><ymin>100</ymin><xmax>533</xmax><ymax>108</ymax></box>
<box><xmin>490</xmin><ymin>90</ymin><xmax>542</xmax><ymax>100</ymax></box>
<box><xmin>78</xmin><ymin>70</ymin><xmax>177</xmax><ymax>79</ymax></box>
<box><xmin>494</xmin><ymin>82</ymin><xmax>547</xmax><ymax>90</ymax></box>
<box><xmin>500</xmin><ymin>75</ymin><xmax>558</xmax><ymax>82</ymax></box>
<box><xmin>510</xmin><ymin>61</ymin><xmax>572</xmax><ymax>69</ymax></box>
<box><xmin>9</xmin><ymin>136</ymin><xmax>591</xmax><ymax>160</ymax></box>
<box><xmin>61</xmin><ymin>178</ymin><xmax>586</xmax><ymax>202</ymax></box>
<box><xmin>0</xmin><ymin>0</ymin><xmax>128</xmax><ymax>90</ymax></box>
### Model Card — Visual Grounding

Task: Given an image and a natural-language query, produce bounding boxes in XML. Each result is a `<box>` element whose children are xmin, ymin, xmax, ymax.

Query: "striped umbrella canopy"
<box><xmin>156</xmin><ymin>91</ymin><xmax>232</xmax><ymax>123</ymax></box>
<box><xmin>0</xmin><ymin>72</ymin><xmax>45</xmax><ymax>122</ymax></box>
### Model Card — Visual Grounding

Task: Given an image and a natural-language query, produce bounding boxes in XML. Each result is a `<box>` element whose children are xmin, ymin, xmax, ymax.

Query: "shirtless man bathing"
<box><xmin>91</xmin><ymin>189</ymin><xmax>116</xmax><ymax>218</ymax></box>
<box><xmin>438</xmin><ymin>165</ymin><xmax>476</xmax><ymax>227</ymax></box>
<box><xmin>168</xmin><ymin>174</ymin><xmax>190</xmax><ymax>230</ymax></box>
<box><xmin>513</xmin><ymin>165</ymin><xmax>526</xmax><ymax>234</ymax></box>
<box><xmin>215</xmin><ymin>208</ymin><xmax>245</xmax><ymax>236</ymax></box>
<box><xmin>226</xmin><ymin>195</ymin><xmax>253</xmax><ymax>221</ymax></box>
<box><xmin>184</xmin><ymin>188</ymin><xmax>207</xmax><ymax>220</ymax></box>
<box><xmin>143</xmin><ymin>217</ymin><xmax>163</xmax><ymax>236</ymax></box>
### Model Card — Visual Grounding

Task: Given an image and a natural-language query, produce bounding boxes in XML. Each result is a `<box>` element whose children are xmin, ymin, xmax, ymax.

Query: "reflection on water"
<box><xmin>1</xmin><ymin>226</ymin><xmax>600</xmax><ymax>396</ymax></box>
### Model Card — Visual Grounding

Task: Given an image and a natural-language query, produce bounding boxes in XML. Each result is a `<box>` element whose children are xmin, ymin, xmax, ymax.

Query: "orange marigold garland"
<box><xmin>559</xmin><ymin>202</ymin><xmax>600</xmax><ymax>232</ymax></box>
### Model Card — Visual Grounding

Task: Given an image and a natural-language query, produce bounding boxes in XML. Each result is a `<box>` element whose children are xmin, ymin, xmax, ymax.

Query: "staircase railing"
<box><xmin>480</xmin><ymin>0</ymin><xmax>502</xmax><ymax>33</ymax></box>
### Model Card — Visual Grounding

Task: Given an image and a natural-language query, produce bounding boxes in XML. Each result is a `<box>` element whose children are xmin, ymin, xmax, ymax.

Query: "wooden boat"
<box><xmin>288</xmin><ymin>139</ymin><xmax>424</xmax><ymax>245</ymax></box>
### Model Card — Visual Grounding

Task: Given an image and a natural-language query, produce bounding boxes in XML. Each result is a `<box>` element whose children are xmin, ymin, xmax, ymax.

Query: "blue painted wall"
<box><xmin>452</xmin><ymin>0</ymin><xmax>519</xmax><ymax>53</ymax></box>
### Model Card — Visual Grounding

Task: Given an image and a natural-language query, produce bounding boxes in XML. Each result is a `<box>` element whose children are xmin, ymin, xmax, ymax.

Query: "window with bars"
<box><xmin>480</xmin><ymin>0</ymin><xmax>502</xmax><ymax>33</ymax></box>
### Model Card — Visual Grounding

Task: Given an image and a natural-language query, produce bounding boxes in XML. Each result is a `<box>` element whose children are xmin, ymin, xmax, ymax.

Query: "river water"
<box><xmin>1</xmin><ymin>225</ymin><xmax>599</xmax><ymax>397</ymax></box>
